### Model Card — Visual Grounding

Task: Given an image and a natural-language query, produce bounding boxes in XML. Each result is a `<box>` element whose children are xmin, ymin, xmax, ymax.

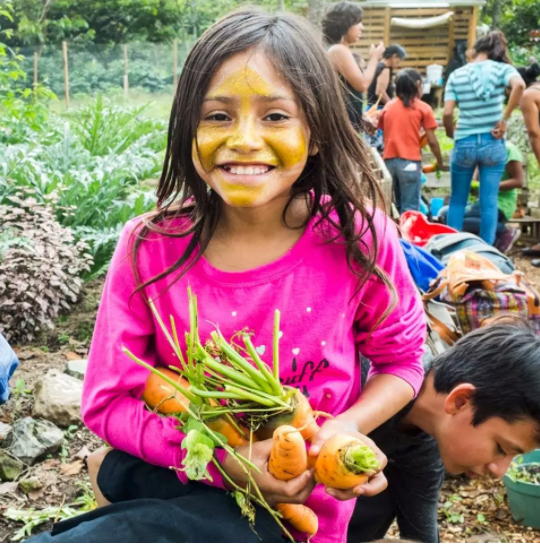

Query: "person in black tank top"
<box><xmin>367</xmin><ymin>44</ymin><xmax>406</xmax><ymax>107</ymax></box>
<box><xmin>323</xmin><ymin>1</ymin><xmax>385</xmax><ymax>131</ymax></box>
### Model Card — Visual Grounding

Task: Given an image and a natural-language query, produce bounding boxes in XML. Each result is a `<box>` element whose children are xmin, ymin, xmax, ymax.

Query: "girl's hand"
<box><xmin>492</xmin><ymin>119</ymin><xmax>508</xmax><ymax>139</ymax></box>
<box><xmin>309</xmin><ymin>419</ymin><xmax>388</xmax><ymax>501</ymax></box>
<box><xmin>369</xmin><ymin>42</ymin><xmax>385</xmax><ymax>61</ymax></box>
<box><xmin>222</xmin><ymin>439</ymin><xmax>316</xmax><ymax>506</ymax></box>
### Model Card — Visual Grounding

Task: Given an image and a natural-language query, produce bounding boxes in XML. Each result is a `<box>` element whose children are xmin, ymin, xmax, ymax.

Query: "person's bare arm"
<box><xmin>493</xmin><ymin>75</ymin><xmax>526</xmax><ymax>138</ymax></box>
<box><xmin>425</xmin><ymin>128</ymin><xmax>446</xmax><ymax>169</ymax></box>
<box><xmin>443</xmin><ymin>100</ymin><xmax>456</xmax><ymax>138</ymax></box>
<box><xmin>521</xmin><ymin>90</ymin><xmax>540</xmax><ymax>167</ymax></box>
<box><xmin>375</xmin><ymin>68</ymin><xmax>391</xmax><ymax>103</ymax></box>
<box><xmin>329</xmin><ymin>43</ymin><xmax>384</xmax><ymax>93</ymax></box>
<box><xmin>499</xmin><ymin>160</ymin><xmax>524</xmax><ymax>191</ymax></box>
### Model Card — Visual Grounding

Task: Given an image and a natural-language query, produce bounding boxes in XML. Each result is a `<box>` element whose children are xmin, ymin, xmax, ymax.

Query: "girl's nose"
<box><xmin>226</xmin><ymin>117</ymin><xmax>264</xmax><ymax>153</ymax></box>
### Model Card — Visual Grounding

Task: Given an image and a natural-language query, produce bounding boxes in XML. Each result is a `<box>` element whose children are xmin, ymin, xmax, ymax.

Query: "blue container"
<box><xmin>431</xmin><ymin>197</ymin><xmax>445</xmax><ymax>218</ymax></box>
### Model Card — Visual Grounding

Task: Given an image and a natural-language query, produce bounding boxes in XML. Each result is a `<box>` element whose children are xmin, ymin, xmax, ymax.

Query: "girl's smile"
<box><xmin>193</xmin><ymin>50</ymin><xmax>313</xmax><ymax>208</ymax></box>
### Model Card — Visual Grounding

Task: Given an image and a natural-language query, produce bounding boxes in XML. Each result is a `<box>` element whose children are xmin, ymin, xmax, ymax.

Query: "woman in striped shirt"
<box><xmin>443</xmin><ymin>31</ymin><xmax>525</xmax><ymax>245</ymax></box>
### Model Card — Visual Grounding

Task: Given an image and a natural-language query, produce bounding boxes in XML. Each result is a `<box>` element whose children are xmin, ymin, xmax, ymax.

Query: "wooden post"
<box><xmin>123</xmin><ymin>44</ymin><xmax>129</xmax><ymax>98</ymax></box>
<box><xmin>383</xmin><ymin>7</ymin><xmax>391</xmax><ymax>45</ymax></box>
<box><xmin>33</xmin><ymin>51</ymin><xmax>38</xmax><ymax>88</ymax></box>
<box><xmin>447</xmin><ymin>15</ymin><xmax>455</xmax><ymax>63</ymax></box>
<box><xmin>468</xmin><ymin>6</ymin><xmax>479</xmax><ymax>50</ymax></box>
<box><xmin>173</xmin><ymin>39</ymin><xmax>179</xmax><ymax>90</ymax></box>
<box><xmin>62</xmin><ymin>41</ymin><xmax>70</xmax><ymax>110</ymax></box>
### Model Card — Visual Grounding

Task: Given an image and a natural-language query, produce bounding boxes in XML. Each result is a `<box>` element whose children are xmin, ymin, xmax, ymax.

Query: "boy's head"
<box><xmin>383</xmin><ymin>44</ymin><xmax>406</xmax><ymax>69</ymax></box>
<box><xmin>428</xmin><ymin>318</ymin><xmax>540</xmax><ymax>478</ymax></box>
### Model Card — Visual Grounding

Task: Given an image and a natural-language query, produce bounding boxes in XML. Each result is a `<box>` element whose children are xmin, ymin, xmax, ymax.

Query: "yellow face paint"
<box><xmin>192</xmin><ymin>53</ymin><xmax>310</xmax><ymax>208</ymax></box>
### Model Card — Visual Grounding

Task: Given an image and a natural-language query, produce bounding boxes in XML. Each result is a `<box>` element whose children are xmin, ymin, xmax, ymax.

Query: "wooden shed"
<box><xmin>352</xmin><ymin>0</ymin><xmax>486</xmax><ymax>73</ymax></box>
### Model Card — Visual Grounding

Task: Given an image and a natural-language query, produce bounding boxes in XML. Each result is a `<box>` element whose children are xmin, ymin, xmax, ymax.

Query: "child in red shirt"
<box><xmin>378</xmin><ymin>68</ymin><xmax>446</xmax><ymax>214</ymax></box>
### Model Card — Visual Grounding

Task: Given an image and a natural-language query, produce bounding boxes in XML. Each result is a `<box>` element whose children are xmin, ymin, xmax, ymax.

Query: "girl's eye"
<box><xmin>496</xmin><ymin>443</ymin><xmax>507</xmax><ymax>456</ymax></box>
<box><xmin>265</xmin><ymin>113</ymin><xmax>290</xmax><ymax>122</ymax></box>
<box><xmin>206</xmin><ymin>113</ymin><xmax>230</xmax><ymax>122</ymax></box>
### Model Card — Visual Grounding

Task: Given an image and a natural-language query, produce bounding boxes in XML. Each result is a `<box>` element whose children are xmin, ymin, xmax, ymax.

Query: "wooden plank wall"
<box><xmin>354</xmin><ymin>6</ymin><xmax>473</xmax><ymax>74</ymax></box>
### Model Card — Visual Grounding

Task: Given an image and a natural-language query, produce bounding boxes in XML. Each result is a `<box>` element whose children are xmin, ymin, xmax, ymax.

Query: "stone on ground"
<box><xmin>1</xmin><ymin>417</ymin><xmax>64</xmax><ymax>465</ymax></box>
<box><xmin>64</xmin><ymin>359</ymin><xmax>87</xmax><ymax>381</ymax></box>
<box><xmin>0</xmin><ymin>450</ymin><xmax>24</xmax><ymax>480</ymax></box>
<box><xmin>33</xmin><ymin>369</ymin><xmax>83</xmax><ymax>427</ymax></box>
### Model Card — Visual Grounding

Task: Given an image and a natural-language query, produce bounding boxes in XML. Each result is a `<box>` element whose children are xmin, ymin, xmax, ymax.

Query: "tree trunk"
<box><xmin>490</xmin><ymin>0</ymin><xmax>505</xmax><ymax>29</ymax></box>
<box><xmin>277</xmin><ymin>0</ymin><xmax>285</xmax><ymax>10</ymax></box>
<box><xmin>307</xmin><ymin>0</ymin><xmax>326</xmax><ymax>29</ymax></box>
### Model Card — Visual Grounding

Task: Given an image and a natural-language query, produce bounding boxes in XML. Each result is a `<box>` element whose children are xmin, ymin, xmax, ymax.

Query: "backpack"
<box><xmin>425</xmin><ymin>232</ymin><xmax>515</xmax><ymax>274</ymax></box>
<box><xmin>399</xmin><ymin>240</ymin><xmax>445</xmax><ymax>293</ymax></box>
<box><xmin>423</xmin><ymin>250</ymin><xmax>540</xmax><ymax>336</ymax></box>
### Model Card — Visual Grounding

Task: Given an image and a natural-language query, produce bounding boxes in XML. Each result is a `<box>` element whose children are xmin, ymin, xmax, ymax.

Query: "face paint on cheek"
<box><xmin>267</xmin><ymin>127</ymin><xmax>309</xmax><ymax>169</ymax></box>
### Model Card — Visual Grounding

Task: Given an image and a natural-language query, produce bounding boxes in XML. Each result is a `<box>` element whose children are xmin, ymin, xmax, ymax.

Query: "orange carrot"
<box><xmin>314</xmin><ymin>434</ymin><xmax>380</xmax><ymax>490</ymax></box>
<box><xmin>207</xmin><ymin>416</ymin><xmax>250</xmax><ymax>448</ymax></box>
<box><xmin>276</xmin><ymin>503</ymin><xmax>318</xmax><ymax>538</ymax></box>
<box><xmin>142</xmin><ymin>367</ymin><xmax>191</xmax><ymax>415</ymax></box>
<box><xmin>143</xmin><ymin>367</ymin><xmax>250</xmax><ymax>447</ymax></box>
<box><xmin>422</xmin><ymin>164</ymin><xmax>437</xmax><ymax>174</ymax></box>
<box><xmin>268</xmin><ymin>425</ymin><xmax>308</xmax><ymax>481</ymax></box>
<box><xmin>258</xmin><ymin>390</ymin><xmax>320</xmax><ymax>441</ymax></box>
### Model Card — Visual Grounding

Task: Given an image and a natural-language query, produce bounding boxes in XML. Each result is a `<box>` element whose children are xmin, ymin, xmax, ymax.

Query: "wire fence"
<box><xmin>16</xmin><ymin>41</ymin><xmax>195</xmax><ymax>107</ymax></box>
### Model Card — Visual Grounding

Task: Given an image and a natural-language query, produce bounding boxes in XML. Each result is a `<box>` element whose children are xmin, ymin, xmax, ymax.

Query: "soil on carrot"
<box><xmin>1</xmin><ymin>254</ymin><xmax>540</xmax><ymax>542</ymax></box>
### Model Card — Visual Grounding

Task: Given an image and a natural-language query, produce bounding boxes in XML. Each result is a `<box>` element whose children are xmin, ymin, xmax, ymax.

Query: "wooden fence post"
<box><xmin>173</xmin><ymin>39</ymin><xmax>179</xmax><ymax>89</ymax></box>
<box><xmin>62</xmin><ymin>41</ymin><xmax>70</xmax><ymax>110</ymax></box>
<box><xmin>468</xmin><ymin>6</ymin><xmax>479</xmax><ymax>50</ymax></box>
<box><xmin>447</xmin><ymin>15</ymin><xmax>455</xmax><ymax>64</ymax></box>
<box><xmin>33</xmin><ymin>51</ymin><xmax>38</xmax><ymax>89</ymax></box>
<box><xmin>383</xmin><ymin>7</ymin><xmax>391</xmax><ymax>45</ymax></box>
<box><xmin>123</xmin><ymin>44</ymin><xmax>129</xmax><ymax>98</ymax></box>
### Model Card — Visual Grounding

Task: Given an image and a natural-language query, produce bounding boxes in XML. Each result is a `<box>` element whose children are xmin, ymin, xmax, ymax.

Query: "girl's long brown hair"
<box><xmin>474</xmin><ymin>30</ymin><xmax>511</xmax><ymax>64</ymax></box>
<box><xmin>131</xmin><ymin>7</ymin><xmax>396</xmax><ymax>319</ymax></box>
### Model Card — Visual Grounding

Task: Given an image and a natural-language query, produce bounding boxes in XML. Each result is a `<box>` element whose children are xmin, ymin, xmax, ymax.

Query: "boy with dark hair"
<box><xmin>349</xmin><ymin>317</ymin><xmax>540</xmax><ymax>542</ymax></box>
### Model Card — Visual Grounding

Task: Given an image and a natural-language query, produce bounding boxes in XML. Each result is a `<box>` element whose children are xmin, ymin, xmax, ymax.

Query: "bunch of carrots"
<box><xmin>123</xmin><ymin>288</ymin><xmax>380</xmax><ymax>542</ymax></box>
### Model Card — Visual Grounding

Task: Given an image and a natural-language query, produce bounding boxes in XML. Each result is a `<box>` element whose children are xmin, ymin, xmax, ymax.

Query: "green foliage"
<box><xmin>5</xmin><ymin>0</ymin><xmax>304</xmax><ymax>48</ymax></box>
<box><xmin>500</xmin><ymin>0</ymin><xmax>540</xmax><ymax>47</ymax></box>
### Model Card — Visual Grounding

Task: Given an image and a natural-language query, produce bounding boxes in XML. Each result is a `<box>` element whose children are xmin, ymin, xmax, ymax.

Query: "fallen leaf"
<box><xmin>74</xmin><ymin>446</ymin><xmax>91</xmax><ymax>461</ymax></box>
<box><xmin>0</xmin><ymin>482</ymin><xmax>18</xmax><ymax>495</ymax></box>
<box><xmin>65</xmin><ymin>351</ymin><xmax>80</xmax><ymax>361</ymax></box>
<box><xmin>41</xmin><ymin>459</ymin><xmax>61</xmax><ymax>470</ymax></box>
<box><xmin>28</xmin><ymin>488</ymin><xmax>45</xmax><ymax>501</ymax></box>
<box><xmin>16</xmin><ymin>351</ymin><xmax>37</xmax><ymax>361</ymax></box>
<box><xmin>59</xmin><ymin>459</ymin><xmax>84</xmax><ymax>476</ymax></box>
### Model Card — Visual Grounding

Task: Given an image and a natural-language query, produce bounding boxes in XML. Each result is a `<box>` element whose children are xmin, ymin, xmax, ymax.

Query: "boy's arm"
<box><xmin>425</xmin><ymin>128</ymin><xmax>446</xmax><ymax>170</ymax></box>
<box><xmin>521</xmin><ymin>92</ymin><xmax>540</xmax><ymax>167</ymax></box>
<box><xmin>499</xmin><ymin>160</ymin><xmax>524</xmax><ymax>191</ymax></box>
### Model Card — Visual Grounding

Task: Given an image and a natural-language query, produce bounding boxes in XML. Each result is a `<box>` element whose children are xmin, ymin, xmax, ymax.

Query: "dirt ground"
<box><xmin>1</xmin><ymin>250</ymin><xmax>540</xmax><ymax>542</ymax></box>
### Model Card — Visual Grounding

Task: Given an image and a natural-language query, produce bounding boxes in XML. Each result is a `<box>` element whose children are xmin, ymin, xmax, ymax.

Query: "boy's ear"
<box><xmin>444</xmin><ymin>383</ymin><xmax>477</xmax><ymax>415</ymax></box>
<box><xmin>309</xmin><ymin>144</ymin><xmax>319</xmax><ymax>156</ymax></box>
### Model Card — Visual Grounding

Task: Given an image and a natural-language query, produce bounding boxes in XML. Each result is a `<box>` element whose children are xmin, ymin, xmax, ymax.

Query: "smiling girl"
<box><xmin>75</xmin><ymin>8</ymin><xmax>425</xmax><ymax>544</ymax></box>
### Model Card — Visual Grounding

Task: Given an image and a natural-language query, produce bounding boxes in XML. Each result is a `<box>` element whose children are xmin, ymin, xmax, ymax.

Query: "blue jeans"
<box><xmin>385</xmin><ymin>158</ymin><xmax>422</xmax><ymax>214</ymax></box>
<box><xmin>448</xmin><ymin>134</ymin><xmax>507</xmax><ymax>245</ymax></box>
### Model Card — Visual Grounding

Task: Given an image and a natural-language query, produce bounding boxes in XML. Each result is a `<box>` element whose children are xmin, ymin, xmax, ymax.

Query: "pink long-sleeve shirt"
<box><xmin>82</xmin><ymin>207</ymin><xmax>426</xmax><ymax>543</ymax></box>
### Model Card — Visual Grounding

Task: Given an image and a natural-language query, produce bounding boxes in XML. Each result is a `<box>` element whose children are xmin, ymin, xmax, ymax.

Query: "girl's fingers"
<box><xmin>354</xmin><ymin>472</ymin><xmax>388</xmax><ymax>497</ymax></box>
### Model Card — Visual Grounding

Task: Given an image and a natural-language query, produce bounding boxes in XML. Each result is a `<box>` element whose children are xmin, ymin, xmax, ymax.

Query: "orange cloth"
<box><xmin>378</xmin><ymin>98</ymin><xmax>438</xmax><ymax>161</ymax></box>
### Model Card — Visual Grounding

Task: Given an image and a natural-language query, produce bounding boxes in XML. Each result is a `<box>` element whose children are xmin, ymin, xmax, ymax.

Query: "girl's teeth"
<box><xmin>227</xmin><ymin>165</ymin><xmax>270</xmax><ymax>175</ymax></box>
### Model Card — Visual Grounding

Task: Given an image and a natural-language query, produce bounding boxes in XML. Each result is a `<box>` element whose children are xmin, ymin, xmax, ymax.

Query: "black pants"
<box><xmin>27</xmin><ymin>451</ymin><xmax>286</xmax><ymax>543</ymax></box>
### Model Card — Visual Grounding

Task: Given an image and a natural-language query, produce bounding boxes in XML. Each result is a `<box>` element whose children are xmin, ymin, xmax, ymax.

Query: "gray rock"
<box><xmin>0</xmin><ymin>422</ymin><xmax>13</xmax><ymax>442</ymax></box>
<box><xmin>19</xmin><ymin>477</ymin><xmax>42</xmax><ymax>494</ymax></box>
<box><xmin>1</xmin><ymin>417</ymin><xmax>64</xmax><ymax>465</ymax></box>
<box><xmin>33</xmin><ymin>369</ymin><xmax>82</xmax><ymax>427</ymax></box>
<box><xmin>64</xmin><ymin>359</ymin><xmax>87</xmax><ymax>381</ymax></box>
<box><xmin>0</xmin><ymin>450</ymin><xmax>24</xmax><ymax>480</ymax></box>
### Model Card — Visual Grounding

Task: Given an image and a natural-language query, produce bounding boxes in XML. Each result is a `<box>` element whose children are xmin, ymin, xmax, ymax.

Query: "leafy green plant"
<box><xmin>0</xmin><ymin>193</ymin><xmax>92</xmax><ymax>342</ymax></box>
<box><xmin>506</xmin><ymin>459</ymin><xmax>540</xmax><ymax>484</ymax></box>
